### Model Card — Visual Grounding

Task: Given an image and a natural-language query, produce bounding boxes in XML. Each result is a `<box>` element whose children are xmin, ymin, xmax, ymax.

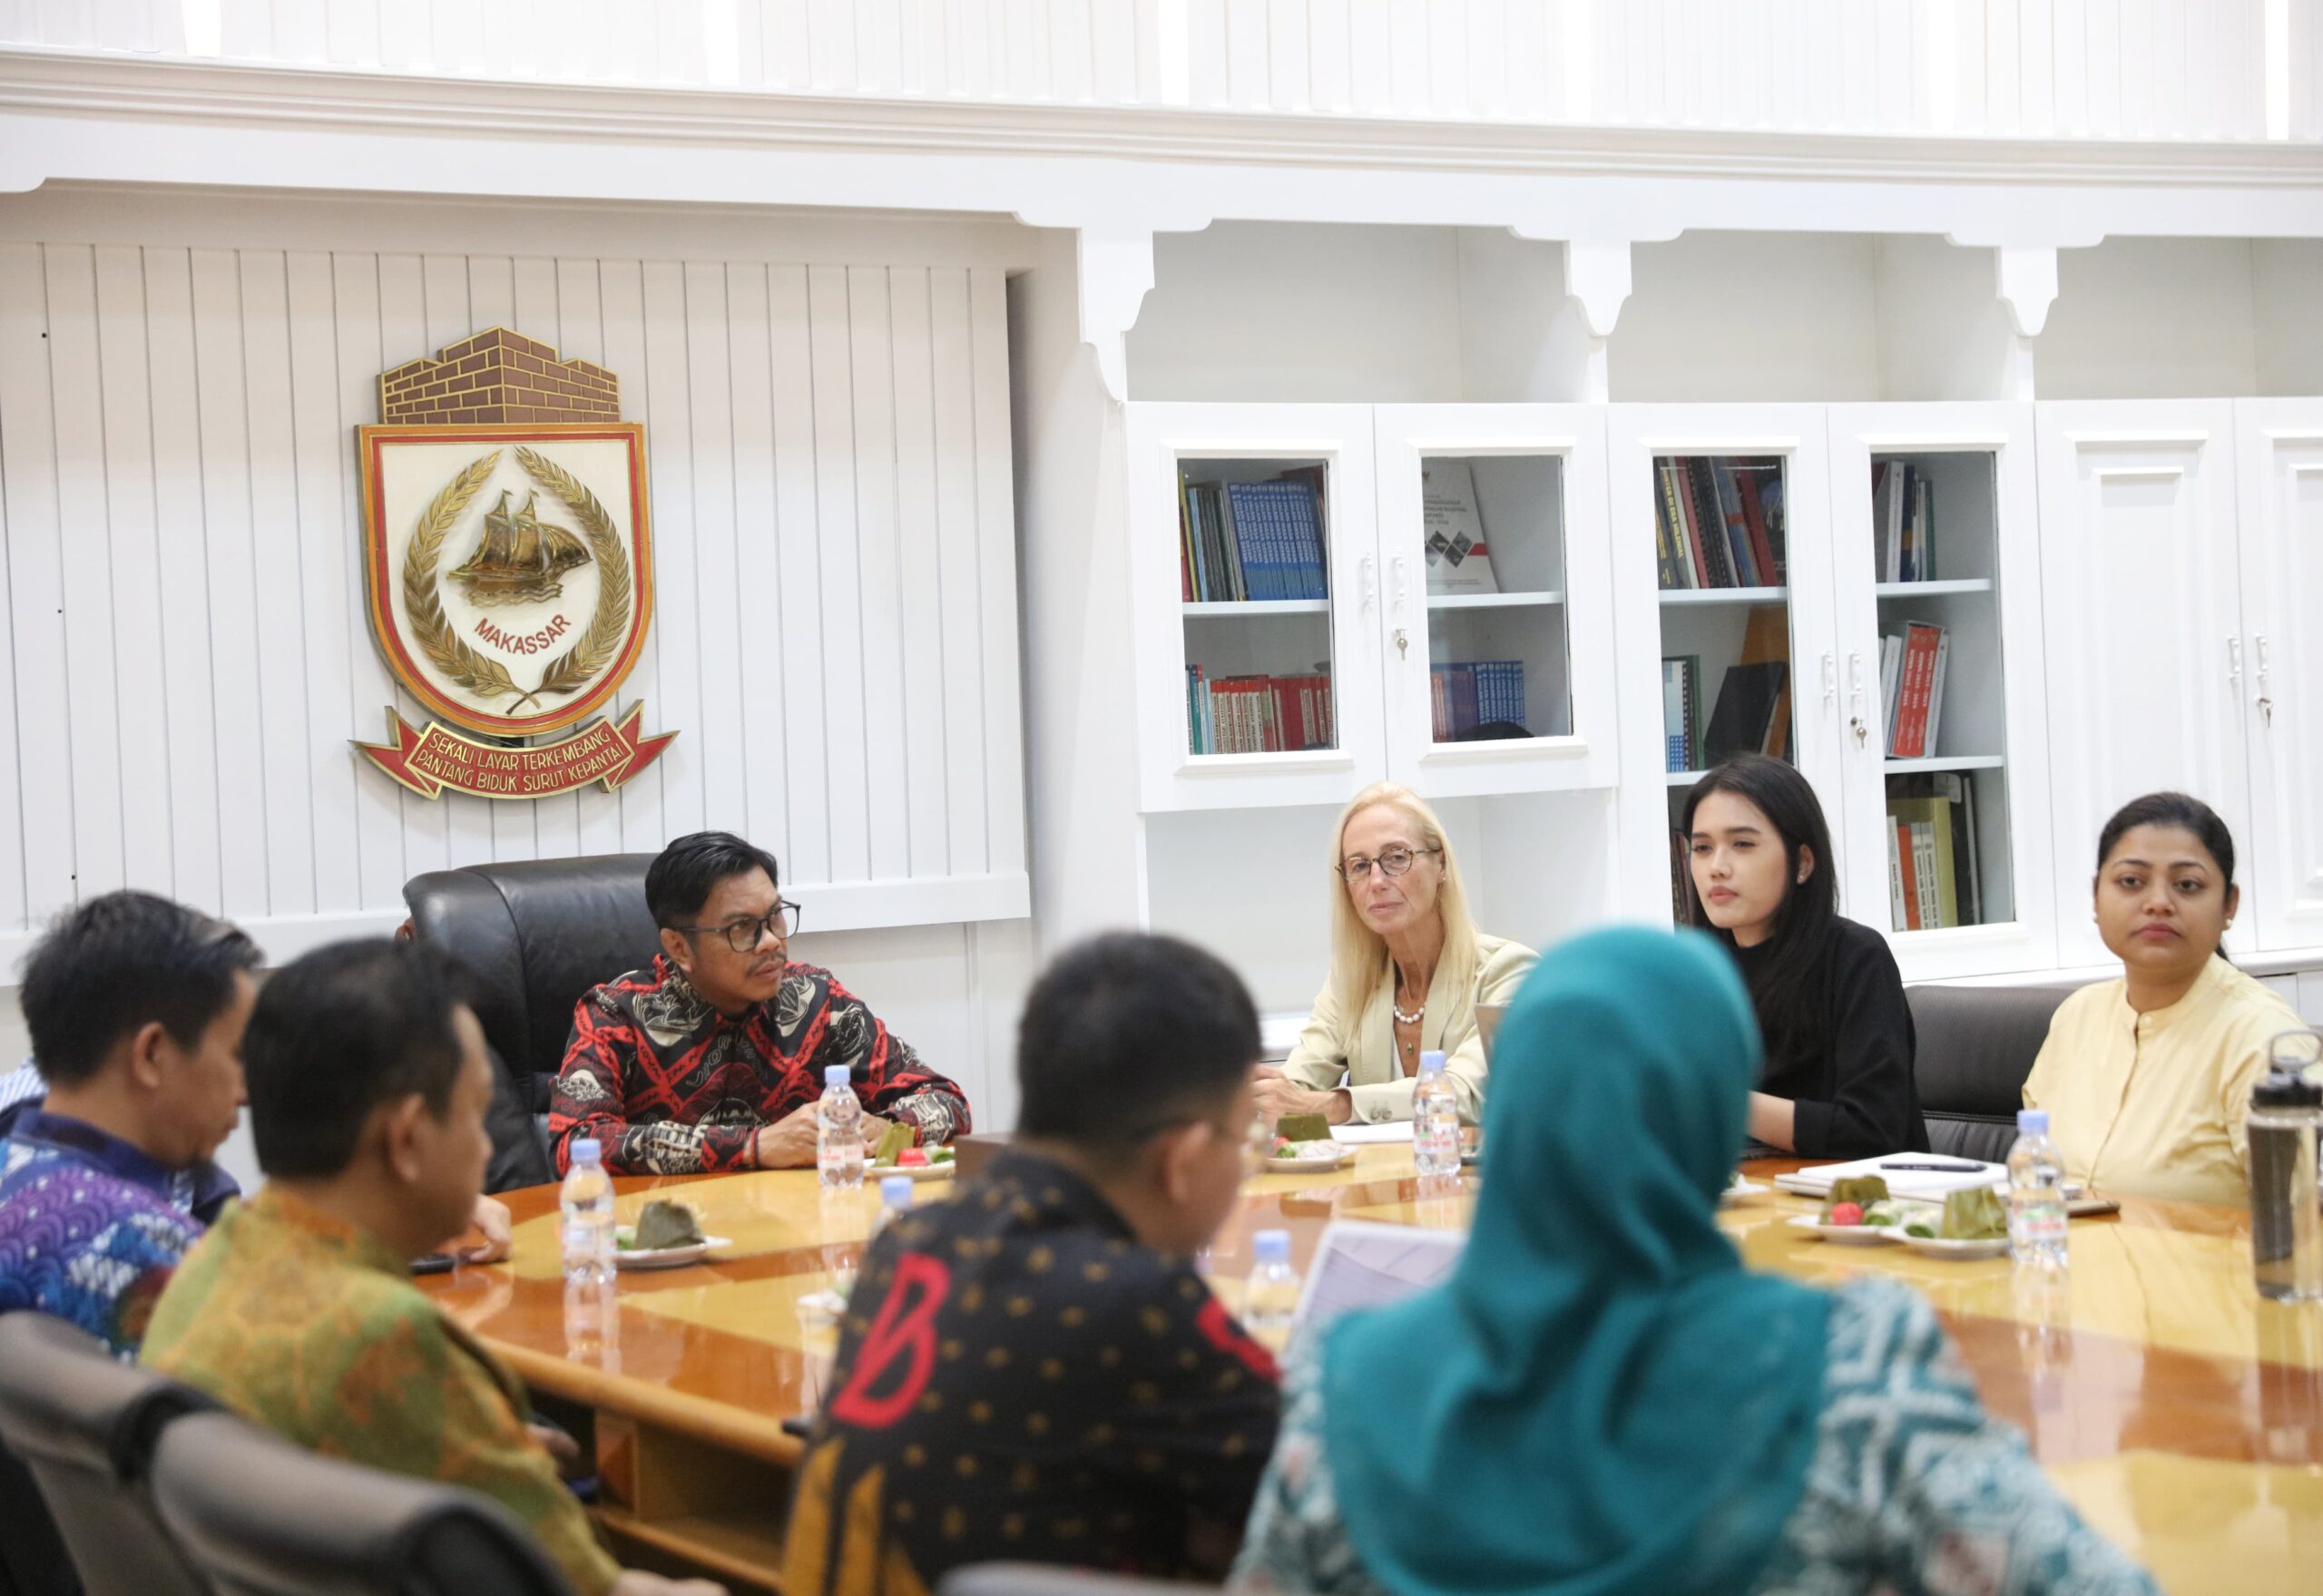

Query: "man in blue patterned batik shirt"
<box><xmin>0</xmin><ymin>892</ymin><xmax>262</xmax><ymax>1357</ymax></box>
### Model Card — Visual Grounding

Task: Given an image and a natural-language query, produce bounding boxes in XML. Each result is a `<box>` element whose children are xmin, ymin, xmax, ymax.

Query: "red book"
<box><xmin>1894</xmin><ymin>623</ymin><xmax>1942</xmax><ymax>758</ymax></box>
<box><xmin>1270</xmin><ymin>679</ymin><xmax>1303</xmax><ymax>751</ymax></box>
<box><xmin>1896</xmin><ymin>820</ymin><xmax>1922</xmax><ymax>929</ymax></box>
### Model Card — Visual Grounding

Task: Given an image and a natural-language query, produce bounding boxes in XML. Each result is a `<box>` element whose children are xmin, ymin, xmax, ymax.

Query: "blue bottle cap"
<box><xmin>825</xmin><ymin>1064</ymin><xmax>851</xmax><ymax>1090</ymax></box>
<box><xmin>1419</xmin><ymin>1050</ymin><xmax>1447</xmax><ymax>1075</ymax></box>
<box><xmin>1253</xmin><ymin>1229</ymin><xmax>1290</xmax><ymax>1264</ymax></box>
<box><xmin>571</xmin><ymin>1138</ymin><xmax>601</xmax><ymax>1163</ymax></box>
<box><xmin>2017</xmin><ymin>1108</ymin><xmax>2049</xmax><ymax>1136</ymax></box>
<box><xmin>881</xmin><ymin>1175</ymin><xmax>914</xmax><ymax>1207</ymax></box>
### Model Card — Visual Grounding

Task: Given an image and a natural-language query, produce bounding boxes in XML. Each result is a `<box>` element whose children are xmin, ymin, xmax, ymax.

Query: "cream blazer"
<box><xmin>1278</xmin><ymin>933</ymin><xmax>1538</xmax><ymax>1125</ymax></box>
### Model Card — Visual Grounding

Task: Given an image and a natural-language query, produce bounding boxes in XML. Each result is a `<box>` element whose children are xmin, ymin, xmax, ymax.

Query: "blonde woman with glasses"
<box><xmin>1252</xmin><ymin>783</ymin><xmax>1536</xmax><ymax>1129</ymax></box>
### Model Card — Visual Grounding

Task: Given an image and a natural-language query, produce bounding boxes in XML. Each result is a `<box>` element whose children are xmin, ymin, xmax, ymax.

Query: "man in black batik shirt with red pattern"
<box><xmin>549</xmin><ymin>832</ymin><xmax>968</xmax><ymax>1176</ymax></box>
<box><xmin>784</xmin><ymin>933</ymin><xmax>1280</xmax><ymax>1596</ymax></box>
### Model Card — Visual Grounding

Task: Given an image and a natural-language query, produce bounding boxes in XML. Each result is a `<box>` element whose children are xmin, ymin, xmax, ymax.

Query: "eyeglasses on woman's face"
<box><xmin>1337</xmin><ymin>846</ymin><xmax>1440</xmax><ymax>884</ymax></box>
<box><xmin>680</xmin><ymin>900</ymin><xmax>803</xmax><ymax>954</ymax></box>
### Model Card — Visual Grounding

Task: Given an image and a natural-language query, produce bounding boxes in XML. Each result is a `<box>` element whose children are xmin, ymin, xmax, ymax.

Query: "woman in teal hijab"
<box><xmin>1231</xmin><ymin>927</ymin><xmax>2157</xmax><ymax>1596</ymax></box>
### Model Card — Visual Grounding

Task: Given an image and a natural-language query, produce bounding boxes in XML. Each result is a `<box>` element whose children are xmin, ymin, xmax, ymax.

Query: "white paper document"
<box><xmin>1293</xmin><ymin>1220</ymin><xmax>1467</xmax><ymax>1333</ymax></box>
<box><xmin>1330</xmin><ymin>1121</ymin><xmax>1415</xmax><ymax>1145</ymax></box>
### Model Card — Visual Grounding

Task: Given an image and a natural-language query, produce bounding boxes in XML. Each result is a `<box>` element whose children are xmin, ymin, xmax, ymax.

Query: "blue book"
<box><xmin>1283</xmin><ymin>482</ymin><xmax>1327</xmax><ymax>600</ymax></box>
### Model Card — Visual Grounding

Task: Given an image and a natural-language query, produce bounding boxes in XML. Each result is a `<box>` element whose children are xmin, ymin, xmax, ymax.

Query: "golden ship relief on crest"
<box><xmin>352</xmin><ymin>328</ymin><xmax>676</xmax><ymax>800</ymax></box>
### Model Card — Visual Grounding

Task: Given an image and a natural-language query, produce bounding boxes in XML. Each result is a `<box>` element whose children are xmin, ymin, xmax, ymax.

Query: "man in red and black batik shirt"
<box><xmin>784</xmin><ymin>934</ymin><xmax>1279</xmax><ymax>1596</ymax></box>
<box><xmin>550</xmin><ymin>832</ymin><xmax>968</xmax><ymax>1175</ymax></box>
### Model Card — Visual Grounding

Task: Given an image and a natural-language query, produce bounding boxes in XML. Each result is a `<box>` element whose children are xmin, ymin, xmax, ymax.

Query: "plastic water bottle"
<box><xmin>869</xmin><ymin>1174</ymin><xmax>914</xmax><ymax>1243</ymax></box>
<box><xmin>1412</xmin><ymin>1051</ymin><xmax>1461</xmax><ymax>1178</ymax></box>
<box><xmin>1244</xmin><ymin>1229</ymin><xmax>1299</xmax><ymax>1340</ymax></box>
<box><xmin>2006</xmin><ymin>1109</ymin><xmax>2069</xmax><ymax>1269</ymax></box>
<box><xmin>559</xmin><ymin>1138</ymin><xmax>616</xmax><ymax>1287</ymax></box>
<box><xmin>817</xmin><ymin>1065</ymin><xmax>866</xmax><ymax>1190</ymax></box>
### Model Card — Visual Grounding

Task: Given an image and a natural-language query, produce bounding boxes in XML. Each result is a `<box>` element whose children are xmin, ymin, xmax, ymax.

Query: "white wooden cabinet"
<box><xmin>2235</xmin><ymin>399</ymin><xmax>2323</xmax><ymax>954</ymax></box>
<box><xmin>1372</xmin><ymin>405</ymin><xmax>1618</xmax><ymax>797</ymax></box>
<box><xmin>1826</xmin><ymin>403</ymin><xmax>2056</xmax><ymax>977</ymax></box>
<box><xmin>1126</xmin><ymin>402</ymin><xmax>1382</xmax><ymax>813</ymax></box>
<box><xmin>2034</xmin><ymin>401</ymin><xmax>2250</xmax><ymax>968</ymax></box>
<box><xmin>1609</xmin><ymin>405</ymin><xmax>1842</xmax><ymax>928</ymax></box>
<box><xmin>1125</xmin><ymin>401</ymin><xmax>1618</xmax><ymax>812</ymax></box>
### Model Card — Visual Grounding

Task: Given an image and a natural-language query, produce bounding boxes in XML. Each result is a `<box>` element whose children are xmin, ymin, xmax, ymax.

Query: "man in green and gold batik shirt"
<box><xmin>142</xmin><ymin>939</ymin><xmax>721</xmax><ymax>1596</ymax></box>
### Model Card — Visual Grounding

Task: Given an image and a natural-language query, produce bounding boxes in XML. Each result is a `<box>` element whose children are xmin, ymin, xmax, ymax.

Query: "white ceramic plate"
<box><xmin>1264</xmin><ymin>1148</ymin><xmax>1358</xmax><ymax>1173</ymax></box>
<box><xmin>1720</xmin><ymin>1178</ymin><xmax>1769</xmax><ymax>1205</ymax></box>
<box><xmin>868</xmin><ymin>1159</ymin><xmax>957</xmax><ymax>1182</ymax></box>
<box><xmin>613</xmin><ymin>1230</ymin><xmax>732</xmax><ymax>1271</ymax></box>
<box><xmin>1895</xmin><ymin>1231</ymin><xmax>2011</xmax><ymax>1260</ymax></box>
<box><xmin>1788</xmin><ymin>1213</ymin><xmax>1900</xmax><ymax>1247</ymax></box>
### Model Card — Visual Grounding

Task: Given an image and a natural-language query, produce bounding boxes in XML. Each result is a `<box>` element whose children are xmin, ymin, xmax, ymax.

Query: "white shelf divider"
<box><xmin>1874</xmin><ymin>578</ymin><xmax>1995</xmax><ymax>598</ymax></box>
<box><xmin>1425</xmin><ymin>591</ymin><xmax>1564</xmax><ymax>610</ymax></box>
<box><xmin>1664</xmin><ymin>769</ymin><xmax>1704</xmax><ymax>787</ymax></box>
<box><xmin>1883</xmin><ymin>754</ymin><xmax>2006</xmax><ymax>773</ymax></box>
<box><xmin>1182</xmin><ymin>599</ymin><xmax>1330</xmax><ymax>617</ymax></box>
<box><xmin>1657</xmin><ymin>586</ymin><xmax>1789</xmax><ymax>607</ymax></box>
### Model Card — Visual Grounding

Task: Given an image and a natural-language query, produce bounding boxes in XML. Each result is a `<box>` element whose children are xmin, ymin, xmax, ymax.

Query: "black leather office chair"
<box><xmin>942</xmin><ymin>1566</ymin><xmax>1218</xmax><ymax>1596</ymax></box>
<box><xmin>151</xmin><ymin>1412</ymin><xmax>572</xmax><ymax>1596</ymax></box>
<box><xmin>0</xmin><ymin>1315</ymin><xmax>215</xmax><ymax>1596</ymax></box>
<box><xmin>403</xmin><ymin>855</ymin><xmax>663</xmax><ymax>1190</ymax></box>
<box><xmin>1906</xmin><ymin>982</ymin><xmax>2081</xmax><ymax>1163</ymax></box>
<box><xmin>0</xmin><ymin>1435</ymin><xmax>79</xmax><ymax>1596</ymax></box>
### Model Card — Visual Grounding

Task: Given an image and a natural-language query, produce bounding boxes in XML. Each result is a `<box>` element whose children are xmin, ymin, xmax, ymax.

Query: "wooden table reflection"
<box><xmin>418</xmin><ymin>1151</ymin><xmax>2323</xmax><ymax>1594</ymax></box>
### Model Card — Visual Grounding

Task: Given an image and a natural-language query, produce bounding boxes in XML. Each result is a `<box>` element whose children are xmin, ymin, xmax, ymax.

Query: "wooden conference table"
<box><xmin>419</xmin><ymin>1150</ymin><xmax>2323</xmax><ymax>1594</ymax></box>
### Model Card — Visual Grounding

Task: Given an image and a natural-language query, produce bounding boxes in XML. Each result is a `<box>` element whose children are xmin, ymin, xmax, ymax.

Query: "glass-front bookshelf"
<box><xmin>1178</xmin><ymin>455</ymin><xmax>1338</xmax><ymax>760</ymax></box>
<box><xmin>1417</xmin><ymin>452</ymin><xmax>1572</xmax><ymax>743</ymax></box>
<box><xmin>1653</xmin><ymin>454</ymin><xmax>1794</xmax><ymax>853</ymax></box>
<box><xmin>1867</xmin><ymin>448</ymin><xmax>2014</xmax><ymax>933</ymax></box>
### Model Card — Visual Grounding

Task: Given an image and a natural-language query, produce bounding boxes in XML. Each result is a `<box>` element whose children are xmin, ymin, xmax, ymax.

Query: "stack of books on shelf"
<box><xmin>1879</xmin><ymin>622</ymin><xmax>1950</xmax><ymax>759</ymax></box>
<box><xmin>1887</xmin><ymin>773</ymin><xmax>1984</xmax><ymax>929</ymax></box>
<box><xmin>1430</xmin><ymin>661</ymin><xmax>1525</xmax><ymax>739</ymax></box>
<box><xmin>1180</xmin><ymin>472</ymin><xmax>1329</xmax><ymax>602</ymax></box>
<box><xmin>1653</xmin><ymin>457</ymin><xmax>1787</xmax><ymax>591</ymax></box>
<box><xmin>1872</xmin><ymin>460</ymin><xmax>1935</xmax><ymax>583</ymax></box>
<box><xmin>1661</xmin><ymin>656</ymin><xmax>1701</xmax><ymax>772</ymax></box>
<box><xmin>1186</xmin><ymin>667</ymin><xmax>1334</xmax><ymax>754</ymax></box>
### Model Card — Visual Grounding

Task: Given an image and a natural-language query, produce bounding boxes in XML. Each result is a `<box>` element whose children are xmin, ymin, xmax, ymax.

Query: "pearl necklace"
<box><xmin>1392</xmin><ymin>998</ymin><xmax>1424</xmax><ymax>1025</ymax></box>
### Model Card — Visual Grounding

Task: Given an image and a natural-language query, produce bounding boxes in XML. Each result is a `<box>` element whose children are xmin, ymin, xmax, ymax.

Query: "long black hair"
<box><xmin>2095</xmin><ymin>791</ymin><xmax>2238</xmax><ymax>963</ymax></box>
<box><xmin>1680</xmin><ymin>755</ymin><xmax>1838</xmax><ymax>1044</ymax></box>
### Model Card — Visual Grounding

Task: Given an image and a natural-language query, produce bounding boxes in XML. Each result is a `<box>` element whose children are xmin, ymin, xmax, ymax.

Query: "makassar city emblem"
<box><xmin>352</xmin><ymin>328</ymin><xmax>675</xmax><ymax>799</ymax></box>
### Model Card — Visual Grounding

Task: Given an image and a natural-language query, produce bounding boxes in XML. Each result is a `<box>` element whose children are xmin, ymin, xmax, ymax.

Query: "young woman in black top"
<box><xmin>1681</xmin><ymin>755</ymin><xmax>1927</xmax><ymax>1158</ymax></box>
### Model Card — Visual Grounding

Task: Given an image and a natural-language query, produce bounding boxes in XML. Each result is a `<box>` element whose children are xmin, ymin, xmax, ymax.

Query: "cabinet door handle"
<box><xmin>1392</xmin><ymin>555</ymin><xmax>1410</xmax><ymax>616</ymax></box>
<box><xmin>2227</xmin><ymin>635</ymin><xmax>2242</xmax><ymax>692</ymax></box>
<box><xmin>1821</xmin><ymin>651</ymin><xmax>1838</xmax><ymax>712</ymax></box>
<box><xmin>2255</xmin><ymin>632</ymin><xmax>2272</xmax><ymax>726</ymax></box>
<box><xmin>1360</xmin><ymin>555</ymin><xmax>1377</xmax><ymax>615</ymax></box>
<box><xmin>1848</xmin><ymin>651</ymin><xmax>1868</xmax><ymax>749</ymax></box>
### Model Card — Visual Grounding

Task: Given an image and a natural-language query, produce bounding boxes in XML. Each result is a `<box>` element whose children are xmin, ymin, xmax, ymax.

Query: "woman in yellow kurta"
<box><xmin>2024</xmin><ymin>793</ymin><xmax>2306</xmax><ymax>1208</ymax></box>
<box><xmin>1251</xmin><ymin>783</ymin><xmax>1535</xmax><ymax>1129</ymax></box>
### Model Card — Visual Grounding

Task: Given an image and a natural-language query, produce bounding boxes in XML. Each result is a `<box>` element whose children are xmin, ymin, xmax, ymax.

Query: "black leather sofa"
<box><xmin>402</xmin><ymin>856</ymin><xmax>664</xmax><ymax>1190</ymax></box>
<box><xmin>1906</xmin><ymin>982</ymin><xmax>2082</xmax><ymax>1163</ymax></box>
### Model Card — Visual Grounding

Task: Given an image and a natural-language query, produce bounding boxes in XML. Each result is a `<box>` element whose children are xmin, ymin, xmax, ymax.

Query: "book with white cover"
<box><xmin>1776</xmin><ymin>1153</ymin><xmax>2004</xmax><ymax>1199</ymax></box>
<box><xmin>1420</xmin><ymin>459</ymin><xmax>1500</xmax><ymax>595</ymax></box>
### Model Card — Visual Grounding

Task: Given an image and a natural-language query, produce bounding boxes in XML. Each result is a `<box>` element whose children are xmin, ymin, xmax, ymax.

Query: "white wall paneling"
<box><xmin>3</xmin><ymin>0</ymin><xmax>2299</xmax><ymax>142</ymax></box>
<box><xmin>0</xmin><ymin>197</ymin><xmax>1034</xmax><ymax>982</ymax></box>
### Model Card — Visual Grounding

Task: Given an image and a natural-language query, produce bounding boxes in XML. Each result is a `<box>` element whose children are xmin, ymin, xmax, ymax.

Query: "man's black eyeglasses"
<box><xmin>675</xmin><ymin>902</ymin><xmax>803</xmax><ymax>953</ymax></box>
